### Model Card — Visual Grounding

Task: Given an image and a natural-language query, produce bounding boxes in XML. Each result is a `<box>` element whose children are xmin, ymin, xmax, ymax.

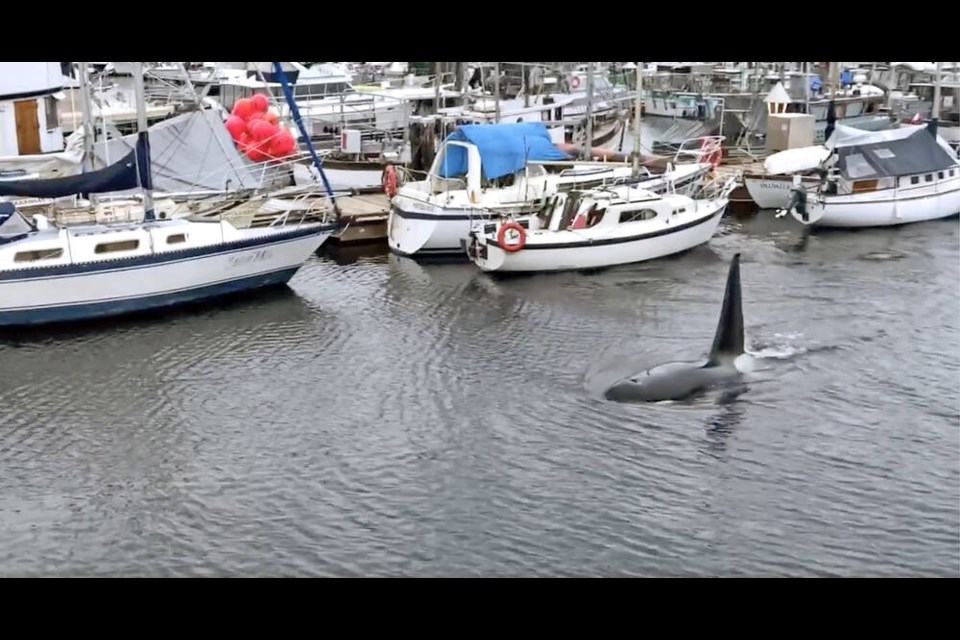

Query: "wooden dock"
<box><xmin>333</xmin><ymin>193</ymin><xmax>390</xmax><ymax>245</ymax></box>
<box><xmin>714</xmin><ymin>157</ymin><xmax>768</xmax><ymax>216</ymax></box>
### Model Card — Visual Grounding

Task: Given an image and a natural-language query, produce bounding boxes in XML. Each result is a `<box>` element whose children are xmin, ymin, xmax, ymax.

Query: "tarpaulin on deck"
<box><xmin>832</xmin><ymin>125</ymin><xmax>957</xmax><ymax>180</ymax></box>
<box><xmin>436</xmin><ymin>122</ymin><xmax>571</xmax><ymax>181</ymax></box>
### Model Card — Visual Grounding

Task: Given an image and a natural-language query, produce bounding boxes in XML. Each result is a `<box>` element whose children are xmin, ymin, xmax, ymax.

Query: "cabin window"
<box><xmin>167</xmin><ymin>233</ymin><xmax>187</xmax><ymax>244</ymax></box>
<box><xmin>910</xmin><ymin>176</ymin><xmax>920</xmax><ymax>185</ymax></box>
<box><xmin>94</xmin><ymin>239</ymin><xmax>140</xmax><ymax>254</ymax></box>
<box><xmin>938</xmin><ymin>171</ymin><xmax>944</xmax><ymax>179</ymax></box>
<box><xmin>950</xmin><ymin>169</ymin><xmax>956</xmax><ymax>177</ymax></box>
<box><xmin>620</xmin><ymin>208</ymin><xmax>657</xmax><ymax>223</ymax></box>
<box><xmin>925</xmin><ymin>174</ymin><xmax>933</xmax><ymax>183</ymax></box>
<box><xmin>845</xmin><ymin>153</ymin><xmax>875</xmax><ymax>179</ymax></box>
<box><xmin>45</xmin><ymin>96</ymin><xmax>60</xmax><ymax>129</ymax></box>
<box><xmin>846</xmin><ymin>102</ymin><xmax>863</xmax><ymax>117</ymax></box>
<box><xmin>14</xmin><ymin>248</ymin><xmax>64</xmax><ymax>263</ymax></box>
<box><xmin>872</xmin><ymin>148</ymin><xmax>895</xmax><ymax>159</ymax></box>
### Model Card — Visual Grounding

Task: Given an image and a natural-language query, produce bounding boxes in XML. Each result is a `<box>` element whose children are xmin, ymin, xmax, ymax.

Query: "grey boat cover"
<box><xmin>91</xmin><ymin>108</ymin><xmax>271</xmax><ymax>193</ymax></box>
<box><xmin>830</xmin><ymin>124</ymin><xmax>958</xmax><ymax>180</ymax></box>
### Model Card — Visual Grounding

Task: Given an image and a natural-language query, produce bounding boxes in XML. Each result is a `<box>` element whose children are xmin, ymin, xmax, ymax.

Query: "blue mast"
<box><xmin>271</xmin><ymin>62</ymin><xmax>340</xmax><ymax>215</ymax></box>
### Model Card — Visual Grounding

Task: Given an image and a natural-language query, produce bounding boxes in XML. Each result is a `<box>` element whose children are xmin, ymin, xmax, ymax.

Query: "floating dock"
<box><xmin>333</xmin><ymin>193</ymin><xmax>390</xmax><ymax>245</ymax></box>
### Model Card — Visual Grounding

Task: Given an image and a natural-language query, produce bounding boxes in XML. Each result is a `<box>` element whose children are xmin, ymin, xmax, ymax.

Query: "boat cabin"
<box><xmin>820</xmin><ymin>124</ymin><xmax>959</xmax><ymax>195</ymax></box>
<box><xmin>0</xmin><ymin>62</ymin><xmax>67</xmax><ymax>157</ymax></box>
<box><xmin>533</xmin><ymin>187</ymin><xmax>675</xmax><ymax>232</ymax></box>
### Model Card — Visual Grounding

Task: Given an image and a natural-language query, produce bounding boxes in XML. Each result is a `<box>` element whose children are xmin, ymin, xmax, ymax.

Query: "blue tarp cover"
<box><xmin>436</xmin><ymin>122</ymin><xmax>571</xmax><ymax>181</ymax></box>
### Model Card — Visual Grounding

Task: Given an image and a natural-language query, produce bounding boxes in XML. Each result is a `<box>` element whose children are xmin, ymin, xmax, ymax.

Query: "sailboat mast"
<box><xmin>494</xmin><ymin>62</ymin><xmax>501</xmax><ymax>123</ymax></box>
<box><xmin>131</xmin><ymin>62</ymin><xmax>156</xmax><ymax>221</ymax></box>
<box><xmin>584</xmin><ymin>63</ymin><xmax>594</xmax><ymax>160</ymax></box>
<box><xmin>932</xmin><ymin>62</ymin><xmax>942</xmax><ymax>119</ymax></box>
<box><xmin>930</xmin><ymin>61</ymin><xmax>942</xmax><ymax>138</ymax></box>
<box><xmin>77</xmin><ymin>62</ymin><xmax>95</xmax><ymax>173</ymax></box>
<box><xmin>632</xmin><ymin>62</ymin><xmax>642</xmax><ymax>177</ymax></box>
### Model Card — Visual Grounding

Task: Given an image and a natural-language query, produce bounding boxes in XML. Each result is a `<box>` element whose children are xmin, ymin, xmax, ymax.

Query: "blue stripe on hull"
<box><xmin>0</xmin><ymin>267</ymin><xmax>301</xmax><ymax>328</ymax></box>
<box><xmin>0</xmin><ymin>223</ymin><xmax>337</xmax><ymax>283</ymax></box>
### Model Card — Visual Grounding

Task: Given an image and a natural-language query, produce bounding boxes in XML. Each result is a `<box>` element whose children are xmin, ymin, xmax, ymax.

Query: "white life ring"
<box><xmin>571</xmin><ymin>75</ymin><xmax>581</xmax><ymax>90</ymax></box>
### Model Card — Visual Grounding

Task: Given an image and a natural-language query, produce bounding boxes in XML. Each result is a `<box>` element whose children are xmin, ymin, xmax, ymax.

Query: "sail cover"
<box><xmin>436</xmin><ymin>122</ymin><xmax>571</xmax><ymax>180</ymax></box>
<box><xmin>0</xmin><ymin>140</ymin><xmax>142</xmax><ymax>199</ymax></box>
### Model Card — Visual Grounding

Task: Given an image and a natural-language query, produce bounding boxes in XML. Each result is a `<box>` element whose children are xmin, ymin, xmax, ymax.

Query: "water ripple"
<box><xmin>1</xmin><ymin>221</ymin><xmax>958</xmax><ymax>577</ymax></box>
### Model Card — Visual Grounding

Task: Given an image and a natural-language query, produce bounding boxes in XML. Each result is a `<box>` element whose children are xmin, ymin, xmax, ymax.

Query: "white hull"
<box><xmin>802</xmin><ymin>176</ymin><xmax>960</xmax><ymax>227</ymax></box>
<box><xmin>0</xmin><ymin>221</ymin><xmax>333</xmax><ymax>326</ymax></box>
<box><xmin>473</xmin><ymin>203</ymin><xmax>726</xmax><ymax>273</ymax></box>
<box><xmin>388</xmin><ymin>165</ymin><xmax>710</xmax><ymax>258</ymax></box>
<box><xmin>744</xmin><ymin>175</ymin><xmax>822</xmax><ymax>209</ymax></box>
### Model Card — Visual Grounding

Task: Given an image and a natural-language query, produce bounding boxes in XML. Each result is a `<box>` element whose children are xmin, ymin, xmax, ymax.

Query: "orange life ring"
<box><xmin>497</xmin><ymin>221</ymin><xmax>526</xmax><ymax>252</ymax></box>
<box><xmin>570</xmin><ymin>75</ymin><xmax>581</xmax><ymax>90</ymax></box>
<box><xmin>382</xmin><ymin>164</ymin><xmax>397</xmax><ymax>198</ymax></box>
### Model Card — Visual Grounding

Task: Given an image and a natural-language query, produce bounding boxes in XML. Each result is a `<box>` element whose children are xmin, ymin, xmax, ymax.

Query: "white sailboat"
<box><xmin>779</xmin><ymin>122</ymin><xmax>960</xmax><ymax>227</ymax></box>
<box><xmin>466</xmin><ymin>67</ymin><xmax>737</xmax><ymax>274</ymax></box>
<box><xmin>386</xmin><ymin>121</ymin><xmax>712</xmax><ymax>259</ymax></box>
<box><xmin>0</xmin><ymin>62</ymin><xmax>339</xmax><ymax>328</ymax></box>
<box><xmin>466</xmin><ymin>176</ymin><xmax>737</xmax><ymax>273</ymax></box>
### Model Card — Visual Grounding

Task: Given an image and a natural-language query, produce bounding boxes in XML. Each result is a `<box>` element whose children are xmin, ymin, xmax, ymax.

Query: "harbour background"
<box><xmin>0</xmin><ymin>214</ymin><xmax>956</xmax><ymax>577</ymax></box>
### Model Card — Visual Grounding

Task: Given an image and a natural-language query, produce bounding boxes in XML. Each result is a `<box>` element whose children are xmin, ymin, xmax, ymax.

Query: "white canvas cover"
<box><xmin>763</xmin><ymin>146</ymin><xmax>831</xmax><ymax>174</ymax></box>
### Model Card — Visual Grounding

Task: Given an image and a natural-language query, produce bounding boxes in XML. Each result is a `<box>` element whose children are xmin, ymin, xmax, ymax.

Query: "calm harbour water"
<box><xmin>0</xmin><ymin>214</ymin><xmax>957</xmax><ymax>577</ymax></box>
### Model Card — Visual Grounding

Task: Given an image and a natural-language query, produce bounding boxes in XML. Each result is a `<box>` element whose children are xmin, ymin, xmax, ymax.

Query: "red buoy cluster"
<box><xmin>224</xmin><ymin>93</ymin><xmax>297</xmax><ymax>163</ymax></box>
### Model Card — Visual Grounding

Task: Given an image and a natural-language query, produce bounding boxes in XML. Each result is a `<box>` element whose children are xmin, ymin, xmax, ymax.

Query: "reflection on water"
<box><xmin>0</xmin><ymin>217</ymin><xmax>957</xmax><ymax>577</ymax></box>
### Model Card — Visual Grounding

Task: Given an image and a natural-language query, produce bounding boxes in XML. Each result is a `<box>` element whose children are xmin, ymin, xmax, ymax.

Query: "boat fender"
<box><xmin>497</xmin><ymin>221</ymin><xmax>526</xmax><ymax>252</ymax></box>
<box><xmin>382</xmin><ymin>165</ymin><xmax>398</xmax><ymax>198</ymax></box>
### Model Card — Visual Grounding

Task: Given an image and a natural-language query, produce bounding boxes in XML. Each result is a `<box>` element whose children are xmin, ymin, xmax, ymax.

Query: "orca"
<box><xmin>603</xmin><ymin>252</ymin><xmax>751</xmax><ymax>403</ymax></box>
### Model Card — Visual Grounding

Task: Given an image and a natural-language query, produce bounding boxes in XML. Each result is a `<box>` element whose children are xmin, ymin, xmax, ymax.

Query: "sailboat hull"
<box><xmin>0</xmin><ymin>225</ymin><xmax>333</xmax><ymax>327</ymax></box>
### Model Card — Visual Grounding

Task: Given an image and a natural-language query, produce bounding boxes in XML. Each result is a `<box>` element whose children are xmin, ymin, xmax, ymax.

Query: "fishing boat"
<box><xmin>466</xmin><ymin>175</ymin><xmax>737</xmax><ymax>273</ymax></box>
<box><xmin>0</xmin><ymin>62</ymin><xmax>339</xmax><ymax>328</ymax></box>
<box><xmin>387</xmin><ymin>122</ymin><xmax>715</xmax><ymax>259</ymax></box>
<box><xmin>779</xmin><ymin>122</ymin><xmax>960</xmax><ymax>227</ymax></box>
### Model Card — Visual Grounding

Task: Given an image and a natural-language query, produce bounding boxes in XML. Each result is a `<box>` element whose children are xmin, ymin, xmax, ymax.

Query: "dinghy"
<box><xmin>467</xmin><ymin>175</ymin><xmax>737</xmax><ymax>273</ymax></box>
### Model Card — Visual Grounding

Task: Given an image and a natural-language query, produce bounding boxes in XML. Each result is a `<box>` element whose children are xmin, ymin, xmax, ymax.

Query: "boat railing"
<box><xmin>693</xmin><ymin>171</ymin><xmax>739</xmax><ymax>201</ymax></box>
<box><xmin>670</xmin><ymin>135</ymin><xmax>726</xmax><ymax>165</ymax></box>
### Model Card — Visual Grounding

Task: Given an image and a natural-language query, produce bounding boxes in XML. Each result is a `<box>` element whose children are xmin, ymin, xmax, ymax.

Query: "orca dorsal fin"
<box><xmin>708</xmin><ymin>253</ymin><xmax>744</xmax><ymax>365</ymax></box>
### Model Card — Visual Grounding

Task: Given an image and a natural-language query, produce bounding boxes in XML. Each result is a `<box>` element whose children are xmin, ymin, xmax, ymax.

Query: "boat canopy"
<box><xmin>828</xmin><ymin>124</ymin><xmax>957</xmax><ymax>180</ymax></box>
<box><xmin>436</xmin><ymin>122</ymin><xmax>571</xmax><ymax>181</ymax></box>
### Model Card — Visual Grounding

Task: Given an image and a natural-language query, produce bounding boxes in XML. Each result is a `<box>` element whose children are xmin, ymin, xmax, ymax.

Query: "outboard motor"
<box><xmin>775</xmin><ymin>175</ymin><xmax>809</xmax><ymax>222</ymax></box>
<box><xmin>786</xmin><ymin>184</ymin><xmax>808</xmax><ymax>222</ymax></box>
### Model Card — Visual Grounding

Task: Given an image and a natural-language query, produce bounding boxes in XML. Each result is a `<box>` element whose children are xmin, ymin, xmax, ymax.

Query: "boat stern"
<box><xmin>387</xmin><ymin>199</ymin><xmax>438</xmax><ymax>257</ymax></box>
<box><xmin>466</xmin><ymin>218</ymin><xmax>530</xmax><ymax>272</ymax></box>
